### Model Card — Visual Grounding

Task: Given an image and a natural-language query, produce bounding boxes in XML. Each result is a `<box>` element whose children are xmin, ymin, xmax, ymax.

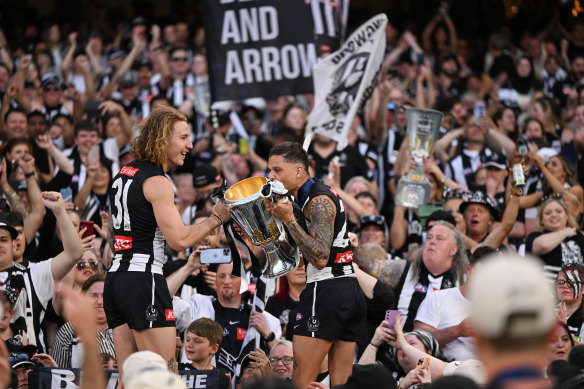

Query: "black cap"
<box><xmin>459</xmin><ymin>191</ymin><xmax>500</xmax><ymax>220</ymax></box>
<box><xmin>0</xmin><ymin>222</ymin><xmax>18</xmax><ymax>240</ymax></box>
<box><xmin>193</xmin><ymin>164</ymin><xmax>221</xmax><ymax>188</ymax></box>
<box><xmin>483</xmin><ymin>153</ymin><xmax>508</xmax><ymax>170</ymax></box>
<box><xmin>41</xmin><ymin>73</ymin><xmax>63</xmax><ymax>90</ymax></box>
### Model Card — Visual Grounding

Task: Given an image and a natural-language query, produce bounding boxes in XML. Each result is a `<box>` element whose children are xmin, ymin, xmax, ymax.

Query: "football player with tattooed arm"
<box><xmin>264</xmin><ymin>142</ymin><xmax>366</xmax><ymax>389</ymax></box>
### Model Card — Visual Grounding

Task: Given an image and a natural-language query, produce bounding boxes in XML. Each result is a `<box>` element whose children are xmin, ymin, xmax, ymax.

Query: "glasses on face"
<box><xmin>43</xmin><ymin>87</ymin><xmax>61</xmax><ymax>92</ymax></box>
<box><xmin>269</xmin><ymin>356</ymin><xmax>294</xmax><ymax>366</ymax></box>
<box><xmin>76</xmin><ymin>261</ymin><xmax>99</xmax><ymax>271</ymax></box>
<box><xmin>171</xmin><ymin>57</ymin><xmax>188</xmax><ymax>62</ymax></box>
<box><xmin>556</xmin><ymin>280</ymin><xmax>581</xmax><ymax>287</ymax></box>
<box><xmin>8</xmin><ymin>353</ymin><xmax>29</xmax><ymax>365</ymax></box>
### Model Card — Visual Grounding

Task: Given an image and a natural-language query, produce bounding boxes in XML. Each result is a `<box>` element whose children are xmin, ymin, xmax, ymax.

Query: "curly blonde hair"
<box><xmin>131</xmin><ymin>106</ymin><xmax>187</xmax><ymax>165</ymax></box>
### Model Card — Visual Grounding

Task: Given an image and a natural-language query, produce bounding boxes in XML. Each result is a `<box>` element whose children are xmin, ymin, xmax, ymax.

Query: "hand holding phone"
<box><xmin>417</xmin><ymin>357</ymin><xmax>430</xmax><ymax>370</ymax></box>
<box><xmin>200</xmin><ymin>248</ymin><xmax>232</xmax><ymax>264</ymax></box>
<box><xmin>80</xmin><ymin>220</ymin><xmax>94</xmax><ymax>239</ymax></box>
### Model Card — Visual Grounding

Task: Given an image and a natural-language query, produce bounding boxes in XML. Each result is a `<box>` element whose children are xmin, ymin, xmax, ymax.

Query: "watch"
<box><xmin>263</xmin><ymin>331</ymin><xmax>275</xmax><ymax>342</ymax></box>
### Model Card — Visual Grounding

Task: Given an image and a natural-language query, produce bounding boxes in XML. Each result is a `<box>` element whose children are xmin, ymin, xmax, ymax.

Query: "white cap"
<box><xmin>126</xmin><ymin>369</ymin><xmax>187</xmax><ymax>389</ymax></box>
<box><xmin>468</xmin><ymin>254</ymin><xmax>555</xmax><ymax>340</ymax></box>
<box><xmin>443</xmin><ymin>359</ymin><xmax>486</xmax><ymax>385</ymax></box>
<box><xmin>122</xmin><ymin>351</ymin><xmax>167</xmax><ymax>387</ymax></box>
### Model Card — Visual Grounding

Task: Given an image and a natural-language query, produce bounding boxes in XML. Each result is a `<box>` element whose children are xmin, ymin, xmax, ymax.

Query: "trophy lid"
<box><xmin>224</xmin><ymin>176</ymin><xmax>267</xmax><ymax>203</ymax></box>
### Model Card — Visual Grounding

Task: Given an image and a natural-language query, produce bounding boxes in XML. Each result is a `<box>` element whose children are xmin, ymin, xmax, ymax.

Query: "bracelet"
<box><xmin>370</xmin><ymin>341</ymin><xmax>381</xmax><ymax>348</ymax></box>
<box><xmin>24</xmin><ymin>172</ymin><xmax>35</xmax><ymax>178</ymax></box>
<box><xmin>212</xmin><ymin>211</ymin><xmax>223</xmax><ymax>225</ymax></box>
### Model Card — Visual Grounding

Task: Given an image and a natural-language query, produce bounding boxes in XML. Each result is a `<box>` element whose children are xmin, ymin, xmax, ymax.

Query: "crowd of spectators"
<box><xmin>2</xmin><ymin>2</ymin><xmax>584</xmax><ymax>389</ymax></box>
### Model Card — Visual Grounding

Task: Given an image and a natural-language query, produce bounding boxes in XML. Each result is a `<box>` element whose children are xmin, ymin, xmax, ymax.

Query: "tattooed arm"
<box><xmin>266</xmin><ymin>195</ymin><xmax>336</xmax><ymax>270</ymax></box>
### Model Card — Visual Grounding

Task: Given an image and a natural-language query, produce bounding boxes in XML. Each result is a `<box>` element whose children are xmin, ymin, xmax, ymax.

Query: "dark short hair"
<box><xmin>469</xmin><ymin>246</ymin><xmax>498</xmax><ymax>266</ymax></box>
<box><xmin>74</xmin><ymin>120</ymin><xmax>100</xmax><ymax>137</ymax></box>
<box><xmin>569</xmin><ymin>344</ymin><xmax>584</xmax><ymax>369</ymax></box>
<box><xmin>0</xmin><ymin>212</ymin><xmax>23</xmax><ymax>228</ymax></box>
<box><xmin>355</xmin><ymin>191</ymin><xmax>377</xmax><ymax>207</ymax></box>
<box><xmin>186</xmin><ymin>318</ymin><xmax>223</xmax><ymax>347</ymax></box>
<box><xmin>81</xmin><ymin>273</ymin><xmax>106</xmax><ymax>292</ymax></box>
<box><xmin>27</xmin><ymin>111</ymin><xmax>47</xmax><ymax>122</ymax></box>
<box><xmin>4</xmin><ymin>107</ymin><xmax>27</xmax><ymax>124</ymax></box>
<box><xmin>269</xmin><ymin>142</ymin><xmax>310</xmax><ymax>173</ymax></box>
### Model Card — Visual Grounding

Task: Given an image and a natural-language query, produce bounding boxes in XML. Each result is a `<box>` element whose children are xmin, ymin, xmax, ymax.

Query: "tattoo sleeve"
<box><xmin>3</xmin><ymin>187</ymin><xmax>26</xmax><ymax>217</ymax></box>
<box><xmin>285</xmin><ymin>195</ymin><xmax>335</xmax><ymax>270</ymax></box>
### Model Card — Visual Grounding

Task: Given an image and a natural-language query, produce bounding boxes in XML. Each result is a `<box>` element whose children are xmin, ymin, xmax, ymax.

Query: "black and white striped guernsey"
<box><xmin>297</xmin><ymin>179</ymin><xmax>355</xmax><ymax>283</ymax></box>
<box><xmin>108</xmin><ymin>160</ymin><xmax>167</xmax><ymax>275</ymax></box>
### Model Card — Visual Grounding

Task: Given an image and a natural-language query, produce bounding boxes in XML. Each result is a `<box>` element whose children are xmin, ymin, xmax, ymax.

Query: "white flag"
<box><xmin>305</xmin><ymin>13</ymin><xmax>387</xmax><ymax>151</ymax></box>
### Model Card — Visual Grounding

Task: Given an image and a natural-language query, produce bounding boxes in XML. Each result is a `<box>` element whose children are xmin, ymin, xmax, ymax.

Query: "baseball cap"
<box><xmin>483</xmin><ymin>152</ymin><xmax>508</xmax><ymax>170</ymax></box>
<box><xmin>443</xmin><ymin>359</ymin><xmax>486</xmax><ymax>385</ymax></box>
<box><xmin>468</xmin><ymin>254</ymin><xmax>556</xmax><ymax>340</ymax></box>
<box><xmin>108</xmin><ymin>48</ymin><xmax>126</xmax><ymax>61</ymax></box>
<box><xmin>9</xmin><ymin>352</ymin><xmax>35</xmax><ymax>369</ymax></box>
<box><xmin>41</xmin><ymin>73</ymin><xmax>63</xmax><ymax>90</ymax></box>
<box><xmin>193</xmin><ymin>164</ymin><xmax>221</xmax><ymax>188</ymax></box>
<box><xmin>0</xmin><ymin>222</ymin><xmax>18</xmax><ymax>240</ymax></box>
<box><xmin>459</xmin><ymin>191</ymin><xmax>500</xmax><ymax>220</ymax></box>
<box><xmin>126</xmin><ymin>369</ymin><xmax>187</xmax><ymax>389</ymax></box>
<box><xmin>122</xmin><ymin>351</ymin><xmax>167</xmax><ymax>387</ymax></box>
<box><xmin>334</xmin><ymin>364</ymin><xmax>397</xmax><ymax>389</ymax></box>
<box><xmin>119</xmin><ymin>70</ymin><xmax>139</xmax><ymax>88</ymax></box>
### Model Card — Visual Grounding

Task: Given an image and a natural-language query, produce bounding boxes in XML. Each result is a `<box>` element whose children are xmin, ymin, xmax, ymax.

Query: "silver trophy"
<box><xmin>394</xmin><ymin>107</ymin><xmax>454</xmax><ymax>208</ymax></box>
<box><xmin>223</xmin><ymin>177</ymin><xmax>297</xmax><ymax>278</ymax></box>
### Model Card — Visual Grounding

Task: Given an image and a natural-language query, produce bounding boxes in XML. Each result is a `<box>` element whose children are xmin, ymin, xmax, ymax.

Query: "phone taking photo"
<box><xmin>385</xmin><ymin>309</ymin><xmax>400</xmax><ymax>331</ymax></box>
<box><xmin>200</xmin><ymin>248</ymin><xmax>231</xmax><ymax>264</ymax></box>
<box><xmin>80</xmin><ymin>220</ymin><xmax>94</xmax><ymax>239</ymax></box>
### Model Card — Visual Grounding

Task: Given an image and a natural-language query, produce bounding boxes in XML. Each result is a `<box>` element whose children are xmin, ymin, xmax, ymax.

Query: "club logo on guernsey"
<box><xmin>307</xmin><ymin>316</ymin><xmax>320</xmax><ymax>332</ymax></box>
<box><xmin>334</xmin><ymin>251</ymin><xmax>353</xmax><ymax>264</ymax></box>
<box><xmin>296</xmin><ymin>313</ymin><xmax>302</xmax><ymax>321</ymax></box>
<box><xmin>114</xmin><ymin>236</ymin><xmax>133</xmax><ymax>251</ymax></box>
<box><xmin>414</xmin><ymin>283</ymin><xmax>428</xmax><ymax>293</ymax></box>
<box><xmin>223</xmin><ymin>328</ymin><xmax>229</xmax><ymax>336</ymax></box>
<box><xmin>120</xmin><ymin>166</ymin><xmax>139</xmax><ymax>177</ymax></box>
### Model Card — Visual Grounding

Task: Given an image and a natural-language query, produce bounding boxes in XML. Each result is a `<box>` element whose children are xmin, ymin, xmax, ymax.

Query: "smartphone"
<box><xmin>385</xmin><ymin>309</ymin><xmax>400</xmax><ymax>331</ymax></box>
<box><xmin>200</xmin><ymin>248</ymin><xmax>232</xmax><ymax>264</ymax></box>
<box><xmin>60</xmin><ymin>187</ymin><xmax>73</xmax><ymax>203</ymax></box>
<box><xmin>417</xmin><ymin>357</ymin><xmax>430</xmax><ymax>369</ymax></box>
<box><xmin>239</xmin><ymin>137</ymin><xmax>248</xmax><ymax>155</ymax></box>
<box><xmin>80</xmin><ymin>220</ymin><xmax>94</xmax><ymax>239</ymax></box>
<box><xmin>84</xmin><ymin>100</ymin><xmax>104</xmax><ymax>119</ymax></box>
<box><xmin>417</xmin><ymin>53</ymin><xmax>425</xmax><ymax>66</ymax></box>
<box><xmin>473</xmin><ymin>102</ymin><xmax>485</xmax><ymax>126</ymax></box>
<box><xmin>88</xmin><ymin>145</ymin><xmax>100</xmax><ymax>166</ymax></box>
<box><xmin>387</xmin><ymin>102</ymin><xmax>396</xmax><ymax>111</ymax></box>
<box><xmin>517</xmin><ymin>136</ymin><xmax>528</xmax><ymax>156</ymax></box>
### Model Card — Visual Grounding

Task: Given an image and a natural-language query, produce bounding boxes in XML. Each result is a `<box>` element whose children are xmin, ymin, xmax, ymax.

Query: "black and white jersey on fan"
<box><xmin>297</xmin><ymin>179</ymin><xmax>355</xmax><ymax>283</ymax></box>
<box><xmin>3</xmin><ymin>261</ymin><xmax>54</xmax><ymax>353</ymax></box>
<box><xmin>108</xmin><ymin>160</ymin><xmax>166</xmax><ymax>275</ymax></box>
<box><xmin>444</xmin><ymin>148</ymin><xmax>493</xmax><ymax>191</ymax></box>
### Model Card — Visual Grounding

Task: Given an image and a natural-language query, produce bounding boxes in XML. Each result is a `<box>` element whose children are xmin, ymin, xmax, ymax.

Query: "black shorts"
<box><xmin>104</xmin><ymin>271</ymin><xmax>175</xmax><ymax>330</ymax></box>
<box><xmin>293</xmin><ymin>276</ymin><xmax>365</xmax><ymax>341</ymax></box>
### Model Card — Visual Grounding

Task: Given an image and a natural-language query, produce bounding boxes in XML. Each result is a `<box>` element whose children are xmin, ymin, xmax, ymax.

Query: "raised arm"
<box><xmin>268</xmin><ymin>194</ymin><xmax>335</xmax><ymax>270</ymax></box>
<box><xmin>480</xmin><ymin>181</ymin><xmax>521</xmax><ymax>249</ymax></box>
<box><xmin>61</xmin><ymin>32</ymin><xmax>77</xmax><ymax>80</ymax></box>
<box><xmin>99</xmin><ymin>100</ymin><xmax>134</xmax><ymax>147</ymax></box>
<box><xmin>166</xmin><ymin>250</ymin><xmax>207</xmax><ymax>296</ymax></box>
<box><xmin>35</xmin><ymin>133</ymin><xmax>74</xmax><ymax>175</ymax></box>
<box><xmin>145</xmin><ymin>175</ymin><xmax>231</xmax><ymax>251</ymax></box>
<box><xmin>44</xmin><ymin>192</ymin><xmax>83</xmax><ymax>280</ymax></box>
<box><xmin>19</xmin><ymin>154</ymin><xmax>46</xmax><ymax>244</ymax></box>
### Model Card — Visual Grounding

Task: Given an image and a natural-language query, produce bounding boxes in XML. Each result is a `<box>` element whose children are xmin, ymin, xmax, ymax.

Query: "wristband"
<box><xmin>24</xmin><ymin>172</ymin><xmax>35</xmax><ymax>178</ymax></box>
<box><xmin>263</xmin><ymin>331</ymin><xmax>275</xmax><ymax>342</ymax></box>
<box><xmin>212</xmin><ymin>211</ymin><xmax>223</xmax><ymax>225</ymax></box>
<box><xmin>370</xmin><ymin>341</ymin><xmax>381</xmax><ymax>348</ymax></box>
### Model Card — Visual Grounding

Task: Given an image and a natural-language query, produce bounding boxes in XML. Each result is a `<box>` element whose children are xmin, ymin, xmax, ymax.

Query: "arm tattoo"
<box><xmin>286</xmin><ymin>196</ymin><xmax>335</xmax><ymax>270</ymax></box>
<box><xmin>4</xmin><ymin>188</ymin><xmax>26</xmax><ymax>217</ymax></box>
<box><xmin>107</xmin><ymin>211</ymin><xmax>115</xmax><ymax>253</ymax></box>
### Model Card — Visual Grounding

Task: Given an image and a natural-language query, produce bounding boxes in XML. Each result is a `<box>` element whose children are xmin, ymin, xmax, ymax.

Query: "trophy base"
<box><xmin>395</xmin><ymin>177</ymin><xmax>432</xmax><ymax>209</ymax></box>
<box><xmin>261</xmin><ymin>242</ymin><xmax>297</xmax><ymax>278</ymax></box>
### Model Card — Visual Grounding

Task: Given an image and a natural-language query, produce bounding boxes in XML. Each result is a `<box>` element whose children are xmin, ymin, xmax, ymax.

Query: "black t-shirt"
<box><xmin>265</xmin><ymin>295</ymin><xmax>300</xmax><ymax>330</ymax></box>
<box><xmin>176</xmin><ymin>365</ymin><xmax>231</xmax><ymax>389</ymax></box>
<box><xmin>214</xmin><ymin>304</ymin><xmax>251</xmax><ymax>373</ymax></box>
<box><xmin>526</xmin><ymin>230</ymin><xmax>584</xmax><ymax>270</ymax></box>
<box><xmin>307</xmin><ymin>144</ymin><xmax>371</xmax><ymax>188</ymax></box>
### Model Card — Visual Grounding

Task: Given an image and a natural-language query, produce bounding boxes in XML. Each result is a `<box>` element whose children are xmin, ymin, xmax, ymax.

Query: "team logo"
<box><xmin>414</xmin><ymin>283</ymin><xmax>428</xmax><ymax>293</ymax></box>
<box><xmin>120</xmin><ymin>166</ymin><xmax>139</xmax><ymax>177</ymax></box>
<box><xmin>237</xmin><ymin>328</ymin><xmax>247</xmax><ymax>340</ymax></box>
<box><xmin>145</xmin><ymin>305</ymin><xmax>158</xmax><ymax>321</ymax></box>
<box><xmin>223</xmin><ymin>328</ymin><xmax>229</xmax><ymax>336</ymax></box>
<box><xmin>114</xmin><ymin>235</ymin><xmax>133</xmax><ymax>251</ymax></box>
<box><xmin>307</xmin><ymin>316</ymin><xmax>320</xmax><ymax>332</ymax></box>
<box><xmin>443</xmin><ymin>279</ymin><xmax>453</xmax><ymax>288</ymax></box>
<box><xmin>296</xmin><ymin>313</ymin><xmax>303</xmax><ymax>321</ymax></box>
<box><xmin>334</xmin><ymin>250</ymin><xmax>353</xmax><ymax>264</ymax></box>
<box><xmin>165</xmin><ymin>309</ymin><xmax>175</xmax><ymax>321</ymax></box>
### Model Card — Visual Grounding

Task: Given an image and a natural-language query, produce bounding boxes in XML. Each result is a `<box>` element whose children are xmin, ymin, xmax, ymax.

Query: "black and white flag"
<box><xmin>305</xmin><ymin>13</ymin><xmax>387</xmax><ymax>150</ymax></box>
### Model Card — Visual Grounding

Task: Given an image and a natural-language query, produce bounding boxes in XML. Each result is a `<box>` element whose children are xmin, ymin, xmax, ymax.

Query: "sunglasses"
<box><xmin>269</xmin><ymin>356</ymin><xmax>294</xmax><ymax>366</ymax></box>
<box><xmin>43</xmin><ymin>87</ymin><xmax>61</xmax><ymax>92</ymax></box>
<box><xmin>542</xmin><ymin>193</ymin><xmax>563</xmax><ymax>203</ymax></box>
<box><xmin>170</xmin><ymin>57</ymin><xmax>188</xmax><ymax>62</ymax></box>
<box><xmin>360</xmin><ymin>214</ymin><xmax>385</xmax><ymax>226</ymax></box>
<box><xmin>9</xmin><ymin>353</ymin><xmax>29</xmax><ymax>365</ymax></box>
<box><xmin>76</xmin><ymin>261</ymin><xmax>99</xmax><ymax>271</ymax></box>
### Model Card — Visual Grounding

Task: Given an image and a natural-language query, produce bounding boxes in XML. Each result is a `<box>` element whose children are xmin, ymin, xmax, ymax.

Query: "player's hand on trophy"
<box><xmin>212</xmin><ymin>201</ymin><xmax>231</xmax><ymax>224</ymax></box>
<box><xmin>264</xmin><ymin>196</ymin><xmax>294</xmax><ymax>224</ymax></box>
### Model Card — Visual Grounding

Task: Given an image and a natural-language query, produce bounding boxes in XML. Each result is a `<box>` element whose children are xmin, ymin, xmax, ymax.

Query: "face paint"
<box><xmin>563</xmin><ymin>270</ymin><xmax>582</xmax><ymax>299</ymax></box>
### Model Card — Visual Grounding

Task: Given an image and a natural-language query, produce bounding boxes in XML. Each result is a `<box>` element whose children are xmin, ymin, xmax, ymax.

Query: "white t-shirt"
<box><xmin>414</xmin><ymin>287</ymin><xmax>476</xmax><ymax>361</ymax></box>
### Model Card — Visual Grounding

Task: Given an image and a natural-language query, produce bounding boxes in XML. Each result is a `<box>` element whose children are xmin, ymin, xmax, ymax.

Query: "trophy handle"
<box><xmin>395</xmin><ymin>105</ymin><xmax>407</xmax><ymax>134</ymax></box>
<box><xmin>444</xmin><ymin>111</ymin><xmax>456</xmax><ymax>133</ymax></box>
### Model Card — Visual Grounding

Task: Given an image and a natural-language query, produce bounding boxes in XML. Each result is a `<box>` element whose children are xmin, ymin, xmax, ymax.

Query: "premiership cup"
<box><xmin>223</xmin><ymin>177</ymin><xmax>297</xmax><ymax>278</ymax></box>
<box><xmin>394</xmin><ymin>107</ymin><xmax>454</xmax><ymax>208</ymax></box>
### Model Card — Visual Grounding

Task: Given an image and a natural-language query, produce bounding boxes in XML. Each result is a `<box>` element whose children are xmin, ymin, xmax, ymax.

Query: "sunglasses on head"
<box><xmin>360</xmin><ymin>214</ymin><xmax>385</xmax><ymax>226</ymax></box>
<box><xmin>8</xmin><ymin>353</ymin><xmax>29</xmax><ymax>365</ymax></box>
<box><xmin>542</xmin><ymin>193</ymin><xmax>563</xmax><ymax>203</ymax></box>
<box><xmin>76</xmin><ymin>261</ymin><xmax>98</xmax><ymax>271</ymax></box>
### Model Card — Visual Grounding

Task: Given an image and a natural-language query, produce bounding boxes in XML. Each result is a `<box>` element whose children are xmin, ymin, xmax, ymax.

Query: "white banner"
<box><xmin>305</xmin><ymin>13</ymin><xmax>387</xmax><ymax>151</ymax></box>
